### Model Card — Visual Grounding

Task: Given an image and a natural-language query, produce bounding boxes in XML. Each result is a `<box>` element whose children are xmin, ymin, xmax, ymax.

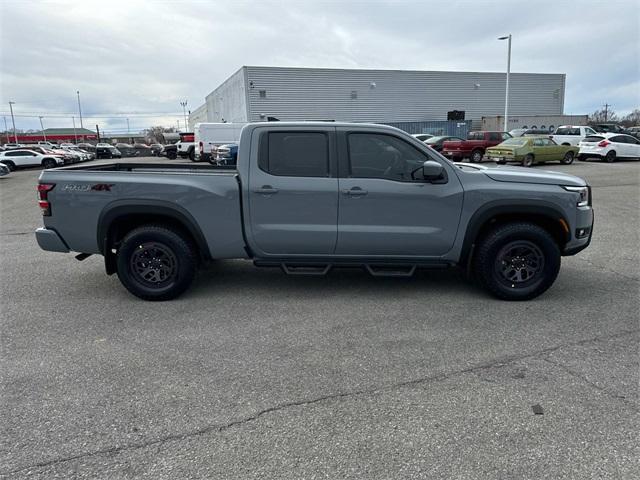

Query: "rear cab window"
<box><xmin>259</xmin><ymin>132</ymin><xmax>329</xmax><ymax>177</ymax></box>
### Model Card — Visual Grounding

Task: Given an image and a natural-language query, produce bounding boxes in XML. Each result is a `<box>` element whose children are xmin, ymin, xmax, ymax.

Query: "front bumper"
<box><xmin>35</xmin><ymin>227</ymin><xmax>69</xmax><ymax>253</ymax></box>
<box><xmin>562</xmin><ymin>207</ymin><xmax>594</xmax><ymax>256</ymax></box>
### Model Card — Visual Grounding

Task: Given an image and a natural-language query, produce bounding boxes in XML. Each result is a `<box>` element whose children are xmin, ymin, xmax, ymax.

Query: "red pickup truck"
<box><xmin>442</xmin><ymin>131</ymin><xmax>512</xmax><ymax>162</ymax></box>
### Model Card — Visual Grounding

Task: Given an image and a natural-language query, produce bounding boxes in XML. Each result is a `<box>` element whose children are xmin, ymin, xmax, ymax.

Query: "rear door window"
<box><xmin>488</xmin><ymin>132</ymin><xmax>502</xmax><ymax>141</ymax></box>
<box><xmin>259</xmin><ymin>132</ymin><xmax>329</xmax><ymax>177</ymax></box>
<box><xmin>555</xmin><ymin>127</ymin><xmax>570</xmax><ymax>135</ymax></box>
<box><xmin>582</xmin><ymin>136</ymin><xmax>605</xmax><ymax>142</ymax></box>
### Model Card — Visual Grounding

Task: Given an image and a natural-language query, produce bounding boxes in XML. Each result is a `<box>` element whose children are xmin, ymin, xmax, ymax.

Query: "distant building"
<box><xmin>5</xmin><ymin>127</ymin><xmax>97</xmax><ymax>144</ymax></box>
<box><xmin>188</xmin><ymin>103</ymin><xmax>208</xmax><ymax>130</ymax></box>
<box><xmin>189</xmin><ymin>66</ymin><xmax>566</xmax><ymax>129</ymax></box>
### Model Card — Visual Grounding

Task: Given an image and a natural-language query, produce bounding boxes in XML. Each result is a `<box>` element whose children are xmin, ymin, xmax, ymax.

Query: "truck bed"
<box><xmin>38</xmin><ymin>161</ymin><xmax>247</xmax><ymax>259</ymax></box>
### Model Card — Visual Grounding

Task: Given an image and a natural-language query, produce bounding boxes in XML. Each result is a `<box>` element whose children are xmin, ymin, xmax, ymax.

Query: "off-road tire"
<box><xmin>473</xmin><ymin>222</ymin><xmax>561</xmax><ymax>301</ymax></box>
<box><xmin>116</xmin><ymin>224</ymin><xmax>197</xmax><ymax>301</ymax></box>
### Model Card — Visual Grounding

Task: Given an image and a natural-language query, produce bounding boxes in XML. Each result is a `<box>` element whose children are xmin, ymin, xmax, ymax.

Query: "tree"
<box><xmin>143</xmin><ymin>126</ymin><xmax>177</xmax><ymax>143</ymax></box>
<box><xmin>620</xmin><ymin>109</ymin><xmax>640</xmax><ymax>127</ymax></box>
<box><xmin>589</xmin><ymin>107</ymin><xmax>618</xmax><ymax>123</ymax></box>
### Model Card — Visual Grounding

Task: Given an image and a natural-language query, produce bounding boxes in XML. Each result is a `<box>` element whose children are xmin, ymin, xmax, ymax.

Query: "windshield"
<box><xmin>500</xmin><ymin>138</ymin><xmax>528</xmax><ymax>146</ymax></box>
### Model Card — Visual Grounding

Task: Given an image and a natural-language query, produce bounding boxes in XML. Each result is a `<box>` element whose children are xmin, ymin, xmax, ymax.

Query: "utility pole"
<box><xmin>3</xmin><ymin>117</ymin><xmax>9</xmax><ymax>143</ymax></box>
<box><xmin>39</xmin><ymin>116</ymin><xmax>47</xmax><ymax>142</ymax></box>
<box><xmin>126</xmin><ymin>118</ymin><xmax>130</xmax><ymax>133</ymax></box>
<box><xmin>76</xmin><ymin>91</ymin><xmax>84</xmax><ymax>128</ymax></box>
<box><xmin>603</xmin><ymin>103</ymin><xmax>610</xmax><ymax>122</ymax></box>
<box><xmin>498</xmin><ymin>34</ymin><xmax>512</xmax><ymax>131</ymax></box>
<box><xmin>96</xmin><ymin>124</ymin><xmax>101</xmax><ymax>143</ymax></box>
<box><xmin>72</xmin><ymin>116</ymin><xmax>78</xmax><ymax>143</ymax></box>
<box><xmin>8</xmin><ymin>101</ymin><xmax>17</xmax><ymax>143</ymax></box>
<box><xmin>180</xmin><ymin>100</ymin><xmax>188</xmax><ymax>131</ymax></box>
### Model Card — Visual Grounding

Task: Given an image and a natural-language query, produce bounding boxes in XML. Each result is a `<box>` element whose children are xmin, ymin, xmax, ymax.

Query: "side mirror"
<box><xmin>422</xmin><ymin>160</ymin><xmax>444</xmax><ymax>179</ymax></box>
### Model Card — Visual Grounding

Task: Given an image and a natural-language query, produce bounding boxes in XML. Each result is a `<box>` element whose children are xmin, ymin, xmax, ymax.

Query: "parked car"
<box><xmin>161</xmin><ymin>144</ymin><xmax>178</xmax><ymax>159</ymax></box>
<box><xmin>591</xmin><ymin>124</ymin><xmax>626</xmax><ymax>134</ymax></box>
<box><xmin>213</xmin><ymin>144</ymin><xmax>238</xmax><ymax>166</ymax></box>
<box><xmin>550</xmin><ymin>126</ymin><xmax>599</xmax><ymax>146</ymax></box>
<box><xmin>423</xmin><ymin>135</ymin><xmax>464</xmax><ymax>152</ymax></box>
<box><xmin>59</xmin><ymin>145</ymin><xmax>92</xmax><ymax>161</ymax></box>
<box><xmin>78</xmin><ymin>143</ymin><xmax>96</xmax><ymax>153</ymax></box>
<box><xmin>0</xmin><ymin>162</ymin><xmax>10</xmax><ymax>176</ymax></box>
<box><xmin>177</xmin><ymin>132</ymin><xmax>195</xmax><ymax>160</ymax></box>
<box><xmin>115</xmin><ymin>143</ymin><xmax>138</xmax><ymax>157</ymax></box>
<box><xmin>133</xmin><ymin>143</ymin><xmax>152</xmax><ymax>157</ymax></box>
<box><xmin>0</xmin><ymin>149</ymin><xmax>64</xmax><ymax>170</ymax></box>
<box><xmin>522</xmin><ymin>129</ymin><xmax>552</xmax><ymax>137</ymax></box>
<box><xmin>95</xmin><ymin>146</ymin><xmax>122</xmax><ymax>159</ymax></box>
<box><xmin>3</xmin><ymin>143</ymin><xmax>24</xmax><ymax>149</ymax></box>
<box><xmin>195</xmin><ymin>123</ymin><xmax>245</xmax><ymax>162</ymax></box>
<box><xmin>441</xmin><ymin>131</ymin><xmax>512</xmax><ymax>162</ymax></box>
<box><xmin>508</xmin><ymin>128</ymin><xmax>529</xmax><ymax>137</ymax></box>
<box><xmin>23</xmin><ymin>146</ymin><xmax>72</xmax><ymax>164</ymax></box>
<box><xmin>578</xmin><ymin>133</ymin><xmax>640</xmax><ymax>163</ymax></box>
<box><xmin>412</xmin><ymin>133</ymin><xmax>433</xmax><ymax>142</ymax></box>
<box><xmin>150</xmin><ymin>144</ymin><xmax>164</xmax><ymax>156</ymax></box>
<box><xmin>35</xmin><ymin>122</ymin><xmax>593</xmax><ymax>302</ymax></box>
<box><xmin>486</xmin><ymin>137</ymin><xmax>578</xmax><ymax>167</ymax></box>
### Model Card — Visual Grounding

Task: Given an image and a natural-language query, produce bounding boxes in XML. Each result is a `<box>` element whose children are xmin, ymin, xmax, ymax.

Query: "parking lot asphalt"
<box><xmin>1</xmin><ymin>158</ymin><xmax>638</xmax><ymax>479</ymax></box>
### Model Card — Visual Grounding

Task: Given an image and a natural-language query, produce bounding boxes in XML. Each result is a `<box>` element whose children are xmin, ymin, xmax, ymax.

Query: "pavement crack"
<box><xmin>3</xmin><ymin>328</ymin><xmax>638</xmax><ymax>476</ymax></box>
<box><xmin>0</xmin><ymin>231</ymin><xmax>32</xmax><ymax>236</ymax></box>
<box><xmin>541</xmin><ymin>356</ymin><xmax>639</xmax><ymax>412</ymax></box>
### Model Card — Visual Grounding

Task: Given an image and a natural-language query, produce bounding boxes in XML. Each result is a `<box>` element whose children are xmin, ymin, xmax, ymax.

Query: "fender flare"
<box><xmin>97</xmin><ymin>200</ymin><xmax>211</xmax><ymax>260</ymax></box>
<box><xmin>460</xmin><ymin>200</ymin><xmax>570</xmax><ymax>263</ymax></box>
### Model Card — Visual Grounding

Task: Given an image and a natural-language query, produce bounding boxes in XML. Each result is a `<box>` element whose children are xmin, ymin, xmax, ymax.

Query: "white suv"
<box><xmin>550</xmin><ymin>126</ymin><xmax>599</xmax><ymax>146</ymax></box>
<box><xmin>0</xmin><ymin>149</ymin><xmax>64</xmax><ymax>170</ymax></box>
<box><xmin>578</xmin><ymin>133</ymin><xmax>640</xmax><ymax>163</ymax></box>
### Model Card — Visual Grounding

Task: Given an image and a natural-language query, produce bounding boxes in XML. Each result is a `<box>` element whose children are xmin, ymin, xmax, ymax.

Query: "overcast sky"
<box><xmin>1</xmin><ymin>0</ymin><xmax>638</xmax><ymax>133</ymax></box>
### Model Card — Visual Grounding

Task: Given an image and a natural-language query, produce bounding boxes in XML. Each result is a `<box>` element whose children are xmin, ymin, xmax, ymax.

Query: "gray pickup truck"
<box><xmin>35</xmin><ymin>122</ymin><xmax>593</xmax><ymax>301</ymax></box>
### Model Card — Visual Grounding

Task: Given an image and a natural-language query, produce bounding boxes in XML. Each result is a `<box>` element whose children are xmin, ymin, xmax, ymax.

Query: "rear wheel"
<box><xmin>605</xmin><ymin>150</ymin><xmax>616</xmax><ymax>163</ymax></box>
<box><xmin>560</xmin><ymin>151</ymin><xmax>574</xmax><ymax>164</ymax></box>
<box><xmin>470</xmin><ymin>149</ymin><xmax>484</xmax><ymax>163</ymax></box>
<box><xmin>116</xmin><ymin>224</ymin><xmax>197</xmax><ymax>301</ymax></box>
<box><xmin>522</xmin><ymin>154</ymin><xmax>534</xmax><ymax>167</ymax></box>
<box><xmin>3</xmin><ymin>161</ymin><xmax>15</xmax><ymax>171</ymax></box>
<box><xmin>473</xmin><ymin>222</ymin><xmax>561</xmax><ymax>300</ymax></box>
<box><xmin>189</xmin><ymin>149</ymin><xmax>196</xmax><ymax>161</ymax></box>
<box><xmin>42</xmin><ymin>158</ymin><xmax>57</xmax><ymax>169</ymax></box>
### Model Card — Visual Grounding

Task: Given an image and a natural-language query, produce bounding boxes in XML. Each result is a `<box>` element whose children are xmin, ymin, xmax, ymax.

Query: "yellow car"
<box><xmin>486</xmin><ymin>136</ymin><xmax>579</xmax><ymax>167</ymax></box>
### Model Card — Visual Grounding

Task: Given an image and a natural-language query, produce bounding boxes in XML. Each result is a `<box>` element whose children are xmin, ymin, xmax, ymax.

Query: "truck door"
<box><xmin>248</xmin><ymin>128</ymin><xmax>338</xmax><ymax>255</ymax></box>
<box><xmin>336</xmin><ymin>130</ymin><xmax>463</xmax><ymax>256</ymax></box>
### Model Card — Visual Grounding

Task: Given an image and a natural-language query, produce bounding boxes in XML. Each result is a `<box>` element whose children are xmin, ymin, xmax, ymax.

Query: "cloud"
<box><xmin>1</xmin><ymin>0</ymin><xmax>638</xmax><ymax>132</ymax></box>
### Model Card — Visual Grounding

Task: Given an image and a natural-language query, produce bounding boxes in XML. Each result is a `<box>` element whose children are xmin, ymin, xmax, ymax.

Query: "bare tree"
<box><xmin>620</xmin><ymin>109</ymin><xmax>640</xmax><ymax>127</ymax></box>
<box><xmin>589</xmin><ymin>107</ymin><xmax>618</xmax><ymax>123</ymax></box>
<box><xmin>143</xmin><ymin>126</ymin><xmax>177</xmax><ymax>143</ymax></box>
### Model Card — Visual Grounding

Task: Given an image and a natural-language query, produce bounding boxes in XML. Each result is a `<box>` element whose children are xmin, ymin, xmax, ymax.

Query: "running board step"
<box><xmin>365</xmin><ymin>264</ymin><xmax>417</xmax><ymax>277</ymax></box>
<box><xmin>281</xmin><ymin>263</ymin><xmax>332</xmax><ymax>276</ymax></box>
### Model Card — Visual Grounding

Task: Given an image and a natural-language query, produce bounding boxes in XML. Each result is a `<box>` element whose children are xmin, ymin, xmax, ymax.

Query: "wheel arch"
<box><xmin>460</xmin><ymin>202</ymin><xmax>570</xmax><ymax>265</ymax></box>
<box><xmin>97</xmin><ymin>201</ymin><xmax>211</xmax><ymax>266</ymax></box>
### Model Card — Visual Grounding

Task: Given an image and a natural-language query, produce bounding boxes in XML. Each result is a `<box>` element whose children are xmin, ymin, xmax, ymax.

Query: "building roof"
<box><xmin>37</xmin><ymin>127</ymin><xmax>97</xmax><ymax>135</ymax></box>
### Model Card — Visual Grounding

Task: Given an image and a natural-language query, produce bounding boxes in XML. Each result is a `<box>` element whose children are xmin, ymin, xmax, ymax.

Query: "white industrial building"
<box><xmin>189</xmin><ymin>66</ymin><xmax>566</xmax><ymax>129</ymax></box>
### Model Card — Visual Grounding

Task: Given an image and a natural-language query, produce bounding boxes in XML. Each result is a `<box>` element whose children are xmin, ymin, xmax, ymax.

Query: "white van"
<box><xmin>194</xmin><ymin>123</ymin><xmax>245</xmax><ymax>162</ymax></box>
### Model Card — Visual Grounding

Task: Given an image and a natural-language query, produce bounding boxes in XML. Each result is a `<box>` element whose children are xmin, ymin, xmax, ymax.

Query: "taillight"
<box><xmin>597</xmin><ymin>140</ymin><xmax>611</xmax><ymax>147</ymax></box>
<box><xmin>37</xmin><ymin>183</ymin><xmax>55</xmax><ymax>216</ymax></box>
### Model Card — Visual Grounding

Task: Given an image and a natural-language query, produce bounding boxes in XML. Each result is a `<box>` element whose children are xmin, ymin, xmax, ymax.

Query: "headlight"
<box><xmin>563</xmin><ymin>185</ymin><xmax>591</xmax><ymax>207</ymax></box>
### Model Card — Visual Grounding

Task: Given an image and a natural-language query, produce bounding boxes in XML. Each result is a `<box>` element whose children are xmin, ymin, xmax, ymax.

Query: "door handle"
<box><xmin>254</xmin><ymin>186</ymin><xmax>279</xmax><ymax>195</ymax></box>
<box><xmin>342</xmin><ymin>187</ymin><xmax>368</xmax><ymax>196</ymax></box>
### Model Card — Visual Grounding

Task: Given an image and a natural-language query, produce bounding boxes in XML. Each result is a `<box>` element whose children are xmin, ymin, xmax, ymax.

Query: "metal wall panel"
<box><xmin>382</xmin><ymin>120</ymin><xmax>472</xmax><ymax>137</ymax></box>
<box><xmin>234</xmin><ymin>66</ymin><xmax>565</xmax><ymax>123</ymax></box>
<box><xmin>188</xmin><ymin>103</ymin><xmax>208</xmax><ymax>130</ymax></box>
<box><xmin>205</xmin><ymin>67</ymin><xmax>249</xmax><ymax>123</ymax></box>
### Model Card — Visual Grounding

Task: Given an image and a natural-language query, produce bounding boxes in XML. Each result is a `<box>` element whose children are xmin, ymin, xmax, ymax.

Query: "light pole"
<box><xmin>72</xmin><ymin>116</ymin><xmax>78</xmax><ymax>143</ymax></box>
<box><xmin>8</xmin><ymin>101</ymin><xmax>17</xmax><ymax>143</ymax></box>
<box><xmin>76</xmin><ymin>91</ymin><xmax>83</xmax><ymax>128</ymax></box>
<box><xmin>39</xmin><ymin>116</ymin><xmax>47</xmax><ymax>142</ymax></box>
<box><xmin>180</xmin><ymin>100</ymin><xmax>188</xmax><ymax>131</ymax></box>
<box><xmin>3</xmin><ymin>117</ymin><xmax>9</xmax><ymax>143</ymax></box>
<box><xmin>126</xmin><ymin>118</ymin><xmax>130</xmax><ymax>134</ymax></box>
<box><xmin>498</xmin><ymin>34</ymin><xmax>512</xmax><ymax>132</ymax></box>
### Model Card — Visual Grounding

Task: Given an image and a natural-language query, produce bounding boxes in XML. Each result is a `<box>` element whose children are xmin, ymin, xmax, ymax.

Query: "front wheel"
<box><xmin>116</xmin><ymin>225</ymin><xmax>197</xmax><ymax>301</ymax></box>
<box><xmin>42</xmin><ymin>158</ymin><xmax>57</xmax><ymax>169</ymax></box>
<box><xmin>473</xmin><ymin>222</ymin><xmax>561</xmax><ymax>300</ymax></box>
<box><xmin>560</xmin><ymin>151</ymin><xmax>574</xmax><ymax>165</ymax></box>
